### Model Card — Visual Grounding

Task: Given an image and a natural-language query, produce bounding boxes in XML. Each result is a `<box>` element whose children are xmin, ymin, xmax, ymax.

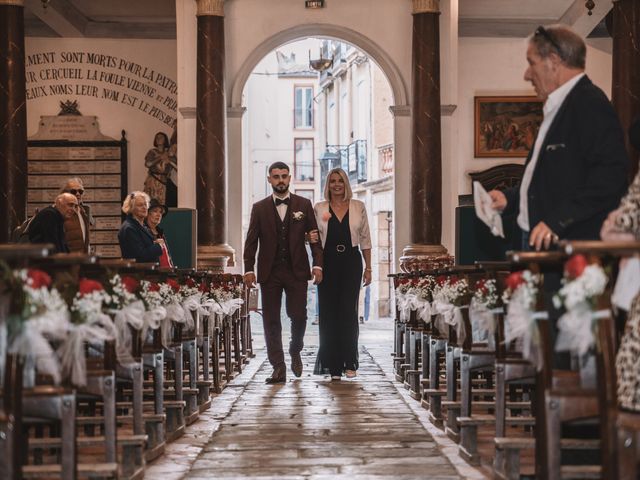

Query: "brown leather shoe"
<box><xmin>265</xmin><ymin>365</ymin><xmax>286</xmax><ymax>384</ymax></box>
<box><xmin>290</xmin><ymin>352</ymin><xmax>303</xmax><ymax>377</ymax></box>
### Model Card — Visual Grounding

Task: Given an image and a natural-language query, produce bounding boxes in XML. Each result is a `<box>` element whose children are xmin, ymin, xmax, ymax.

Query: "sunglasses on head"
<box><xmin>68</xmin><ymin>189</ymin><xmax>84</xmax><ymax>195</ymax></box>
<box><xmin>534</xmin><ymin>26</ymin><xmax>564</xmax><ymax>59</ymax></box>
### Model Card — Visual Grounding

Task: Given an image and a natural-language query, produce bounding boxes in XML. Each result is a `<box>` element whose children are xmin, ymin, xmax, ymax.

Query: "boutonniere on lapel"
<box><xmin>292</xmin><ymin>211</ymin><xmax>305</xmax><ymax>222</ymax></box>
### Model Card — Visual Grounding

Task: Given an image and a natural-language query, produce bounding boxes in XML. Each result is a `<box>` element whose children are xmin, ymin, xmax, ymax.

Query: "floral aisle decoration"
<box><xmin>502</xmin><ymin>270</ymin><xmax>544</xmax><ymax>369</ymax></box>
<box><xmin>140</xmin><ymin>279</ymin><xmax>190</xmax><ymax>347</ymax></box>
<box><xmin>394</xmin><ymin>277</ymin><xmax>416</xmax><ymax>322</ymax></box>
<box><xmin>209</xmin><ymin>281</ymin><xmax>244</xmax><ymax>317</ymax></box>
<box><xmin>58</xmin><ymin>278</ymin><xmax>118</xmax><ymax>386</ymax></box>
<box><xmin>414</xmin><ymin>276</ymin><xmax>436</xmax><ymax>323</ymax></box>
<box><xmin>107</xmin><ymin>275</ymin><xmax>149</xmax><ymax>362</ymax></box>
<box><xmin>4</xmin><ymin>267</ymin><xmax>70</xmax><ymax>385</ymax></box>
<box><xmin>469</xmin><ymin>279</ymin><xmax>501</xmax><ymax>345</ymax></box>
<box><xmin>552</xmin><ymin>254</ymin><xmax>608</xmax><ymax>356</ymax></box>
<box><xmin>432</xmin><ymin>276</ymin><xmax>471</xmax><ymax>343</ymax></box>
<box><xmin>395</xmin><ymin>276</ymin><xmax>434</xmax><ymax>323</ymax></box>
<box><xmin>180</xmin><ymin>278</ymin><xmax>207</xmax><ymax>335</ymax></box>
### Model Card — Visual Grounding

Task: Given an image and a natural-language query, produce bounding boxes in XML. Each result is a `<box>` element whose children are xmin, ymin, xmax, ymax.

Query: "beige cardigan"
<box><xmin>314</xmin><ymin>199</ymin><xmax>372</xmax><ymax>250</ymax></box>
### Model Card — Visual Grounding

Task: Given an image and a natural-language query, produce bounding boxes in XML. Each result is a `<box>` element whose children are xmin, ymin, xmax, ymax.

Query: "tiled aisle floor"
<box><xmin>146</xmin><ymin>317</ymin><xmax>487</xmax><ymax>479</ymax></box>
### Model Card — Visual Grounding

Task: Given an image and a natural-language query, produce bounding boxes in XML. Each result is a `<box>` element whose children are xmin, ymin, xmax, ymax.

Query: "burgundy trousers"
<box><xmin>260</xmin><ymin>262</ymin><xmax>309</xmax><ymax>368</ymax></box>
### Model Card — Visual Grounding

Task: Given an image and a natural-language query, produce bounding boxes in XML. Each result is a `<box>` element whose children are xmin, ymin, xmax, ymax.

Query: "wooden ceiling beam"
<box><xmin>25</xmin><ymin>0</ymin><xmax>88</xmax><ymax>37</ymax></box>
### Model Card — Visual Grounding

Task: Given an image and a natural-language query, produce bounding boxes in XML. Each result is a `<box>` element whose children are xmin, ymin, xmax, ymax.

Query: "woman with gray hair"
<box><xmin>312</xmin><ymin>168</ymin><xmax>372</xmax><ymax>380</ymax></box>
<box><xmin>117</xmin><ymin>191</ymin><xmax>163</xmax><ymax>263</ymax></box>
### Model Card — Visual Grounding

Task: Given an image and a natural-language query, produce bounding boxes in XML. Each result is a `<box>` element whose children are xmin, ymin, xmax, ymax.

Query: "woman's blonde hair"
<box><xmin>323</xmin><ymin>168</ymin><xmax>353</xmax><ymax>202</ymax></box>
<box><xmin>122</xmin><ymin>191</ymin><xmax>150</xmax><ymax>215</ymax></box>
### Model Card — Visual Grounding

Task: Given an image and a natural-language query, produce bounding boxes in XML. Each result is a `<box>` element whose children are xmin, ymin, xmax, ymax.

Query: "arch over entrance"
<box><xmin>225</xmin><ymin>22</ymin><xmax>412</xmax><ymax>274</ymax></box>
<box><xmin>229</xmin><ymin>23</ymin><xmax>408</xmax><ymax>109</ymax></box>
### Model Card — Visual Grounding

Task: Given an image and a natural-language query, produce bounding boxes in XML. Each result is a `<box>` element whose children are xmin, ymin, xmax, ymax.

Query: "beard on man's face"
<box><xmin>271</xmin><ymin>182</ymin><xmax>289</xmax><ymax>194</ymax></box>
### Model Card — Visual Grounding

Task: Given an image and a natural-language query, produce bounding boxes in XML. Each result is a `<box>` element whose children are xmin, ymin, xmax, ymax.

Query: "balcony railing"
<box><xmin>319</xmin><ymin>139</ymin><xmax>367</xmax><ymax>191</ymax></box>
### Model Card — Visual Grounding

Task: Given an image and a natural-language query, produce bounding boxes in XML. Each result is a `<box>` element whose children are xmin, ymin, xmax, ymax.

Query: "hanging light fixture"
<box><xmin>585</xmin><ymin>0</ymin><xmax>595</xmax><ymax>15</ymax></box>
<box><xmin>309</xmin><ymin>48</ymin><xmax>333</xmax><ymax>72</ymax></box>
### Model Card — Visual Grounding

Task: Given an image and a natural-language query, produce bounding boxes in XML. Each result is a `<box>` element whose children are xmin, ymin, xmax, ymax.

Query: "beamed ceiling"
<box><xmin>24</xmin><ymin>0</ymin><xmax>611</xmax><ymax>41</ymax></box>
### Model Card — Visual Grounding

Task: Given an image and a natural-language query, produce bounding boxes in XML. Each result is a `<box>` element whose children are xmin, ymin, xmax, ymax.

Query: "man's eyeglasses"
<box><xmin>67</xmin><ymin>189</ymin><xmax>84</xmax><ymax>195</ymax></box>
<box><xmin>535</xmin><ymin>26</ymin><xmax>564</xmax><ymax>59</ymax></box>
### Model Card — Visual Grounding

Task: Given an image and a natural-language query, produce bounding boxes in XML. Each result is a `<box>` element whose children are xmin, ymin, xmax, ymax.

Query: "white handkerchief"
<box><xmin>473</xmin><ymin>181</ymin><xmax>504</xmax><ymax>238</ymax></box>
<box><xmin>612</xmin><ymin>256</ymin><xmax>640</xmax><ymax>311</ymax></box>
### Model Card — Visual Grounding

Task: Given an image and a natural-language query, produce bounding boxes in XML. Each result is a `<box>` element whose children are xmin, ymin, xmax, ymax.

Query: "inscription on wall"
<box><xmin>26</xmin><ymin>51</ymin><xmax>177</xmax><ymax>127</ymax></box>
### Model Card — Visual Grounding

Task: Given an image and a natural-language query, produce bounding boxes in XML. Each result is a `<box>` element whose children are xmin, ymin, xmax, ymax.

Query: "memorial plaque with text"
<box><xmin>28</xmin><ymin>118</ymin><xmax>127</xmax><ymax>259</ymax></box>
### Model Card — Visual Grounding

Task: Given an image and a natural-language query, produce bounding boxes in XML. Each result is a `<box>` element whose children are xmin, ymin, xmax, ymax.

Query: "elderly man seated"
<box><xmin>28</xmin><ymin>193</ymin><xmax>78</xmax><ymax>253</ymax></box>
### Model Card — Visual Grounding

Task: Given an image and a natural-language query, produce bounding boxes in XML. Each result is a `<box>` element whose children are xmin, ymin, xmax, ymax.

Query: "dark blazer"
<box><xmin>503</xmin><ymin>75</ymin><xmax>629</xmax><ymax>240</ymax></box>
<box><xmin>28</xmin><ymin>206</ymin><xmax>69</xmax><ymax>253</ymax></box>
<box><xmin>244</xmin><ymin>193</ymin><xmax>323</xmax><ymax>284</ymax></box>
<box><xmin>118</xmin><ymin>215</ymin><xmax>162</xmax><ymax>263</ymax></box>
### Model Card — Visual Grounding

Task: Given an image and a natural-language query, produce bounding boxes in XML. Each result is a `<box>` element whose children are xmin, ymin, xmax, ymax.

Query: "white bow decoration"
<box><xmin>58</xmin><ymin>312</ymin><xmax>116</xmax><ymax>386</ymax></box>
<box><xmin>469</xmin><ymin>299</ymin><xmax>502</xmax><ymax>345</ymax></box>
<box><xmin>504</xmin><ymin>287</ymin><xmax>546</xmax><ymax>370</ymax></box>
<box><xmin>433</xmin><ymin>300</ymin><xmax>468</xmax><ymax>343</ymax></box>
<box><xmin>110</xmin><ymin>300</ymin><xmax>145</xmax><ymax>362</ymax></box>
<box><xmin>416</xmin><ymin>300</ymin><xmax>433</xmax><ymax>323</ymax></box>
<box><xmin>556</xmin><ymin>306</ymin><xmax>609</xmax><ymax>356</ymax></box>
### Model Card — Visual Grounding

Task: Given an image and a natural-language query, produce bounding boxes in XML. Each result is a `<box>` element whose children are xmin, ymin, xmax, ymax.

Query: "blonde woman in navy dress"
<box><xmin>312</xmin><ymin>168</ymin><xmax>372</xmax><ymax>380</ymax></box>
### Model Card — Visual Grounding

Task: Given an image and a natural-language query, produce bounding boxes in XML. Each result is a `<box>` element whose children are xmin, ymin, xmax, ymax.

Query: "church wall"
<box><xmin>24</xmin><ymin>38</ymin><xmax>177</xmax><ymax>198</ymax></box>
<box><xmin>455</xmin><ymin>37</ymin><xmax>613</xmax><ymax>196</ymax></box>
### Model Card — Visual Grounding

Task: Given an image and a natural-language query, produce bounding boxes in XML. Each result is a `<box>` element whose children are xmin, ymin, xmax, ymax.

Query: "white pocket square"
<box><xmin>546</xmin><ymin>143</ymin><xmax>566</xmax><ymax>151</ymax></box>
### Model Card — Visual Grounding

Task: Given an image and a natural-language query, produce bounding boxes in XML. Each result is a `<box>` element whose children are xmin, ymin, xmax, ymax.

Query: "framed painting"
<box><xmin>474</xmin><ymin>96</ymin><xmax>543</xmax><ymax>158</ymax></box>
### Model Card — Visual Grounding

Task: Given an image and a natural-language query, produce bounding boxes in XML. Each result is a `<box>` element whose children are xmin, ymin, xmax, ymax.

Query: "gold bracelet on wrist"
<box><xmin>365</xmin><ymin>268</ymin><xmax>372</xmax><ymax>272</ymax></box>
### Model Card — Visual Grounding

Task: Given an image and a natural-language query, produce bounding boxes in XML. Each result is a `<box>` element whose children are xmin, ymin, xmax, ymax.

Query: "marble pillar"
<box><xmin>400</xmin><ymin>0</ymin><xmax>452</xmax><ymax>271</ymax></box>
<box><xmin>196</xmin><ymin>0</ymin><xmax>234</xmax><ymax>269</ymax></box>
<box><xmin>612</xmin><ymin>0</ymin><xmax>640</xmax><ymax>179</ymax></box>
<box><xmin>0</xmin><ymin>0</ymin><xmax>27</xmax><ymax>243</ymax></box>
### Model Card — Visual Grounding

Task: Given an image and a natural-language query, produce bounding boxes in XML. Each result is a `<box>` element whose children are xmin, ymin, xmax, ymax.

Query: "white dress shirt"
<box><xmin>517</xmin><ymin>72</ymin><xmax>585</xmax><ymax>231</ymax></box>
<box><xmin>273</xmin><ymin>192</ymin><xmax>290</xmax><ymax>221</ymax></box>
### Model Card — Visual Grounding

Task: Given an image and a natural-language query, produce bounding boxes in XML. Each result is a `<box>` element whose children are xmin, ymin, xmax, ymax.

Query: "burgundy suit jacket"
<box><xmin>243</xmin><ymin>193</ymin><xmax>323</xmax><ymax>284</ymax></box>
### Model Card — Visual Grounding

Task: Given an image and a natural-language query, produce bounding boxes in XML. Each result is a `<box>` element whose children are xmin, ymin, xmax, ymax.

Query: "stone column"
<box><xmin>400</xmin><ymin>0</ymin><xmax>452</xmax><ymax>271</ymax></box>
<box><xmin>612</xmin><ymin>0</ymin><xmax>640</xmax><ymax>179</ymax></box>
<box><xmin>0</xmin><ymin>0</ymin><xmax>27</xmax><ymax>242</ymax></box>
<box><xmin>195</xmin><ymin>0</ymin><xmax>234</xmax><ymax>269</ymax></box>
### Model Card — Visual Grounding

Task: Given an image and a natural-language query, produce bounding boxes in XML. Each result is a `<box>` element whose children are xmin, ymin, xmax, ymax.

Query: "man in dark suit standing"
<box><xmin>489</xmin><ymin>24</ymin><xmax>628</xmax><ymax>249</ymax></box>
<box><xmin>244</xmin><ymin>162</ymin><xmax>323</xmax><ymax>384</ymax></box>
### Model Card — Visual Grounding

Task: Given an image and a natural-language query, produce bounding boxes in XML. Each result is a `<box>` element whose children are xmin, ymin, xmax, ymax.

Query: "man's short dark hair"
<box><xmin>268</xmin><ymin>162</ymin><xmax>290</xmax><ymax>174</ymax></box>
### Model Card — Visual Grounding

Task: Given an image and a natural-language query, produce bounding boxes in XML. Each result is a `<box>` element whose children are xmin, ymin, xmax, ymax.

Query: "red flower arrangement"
<box><xmin>186</xmin><ymin>278</ymin><xmax>197</xmax><ymax>288</ymax></box>
<box><xmin>474</xmin><ymin>279</ymin><xmax>489</xmax><ymax>295</ymax></box>
<box><xmin>26</xmin><ymin>269</ymin><xmax>52</xmax><ymax>289</ymax></box>
<box><xmin>506</xmin><ymin>271</ymin><xmax>526</xmax><ymax>291</ymax></box>
<box><xmin>166</xmin><ymin>278</ymin><xmax>180</xmax><ymax>293</ymax></box>
<box><xmin>147</xmin><ymin>282</ymin><xmax>161</xmax><ymax>292</ymax></box>
<box><xmin>78</xmin><ymin>278</ymin><xmax>104</xmax><ymax>295</ymax></box>
<box><xmin>121</xmin><ymin>276</ymin><xmax>139</xmax><ymax>294</ymax></box>
<box><xmin>199</xmin><ymin>281</ymin><xmax>209</xmax><ymax>293</ymax></box>
<box><xmin>564</xmin><ymin>254</ymin><xmax>588</xmax><ymax>280</ymax></box>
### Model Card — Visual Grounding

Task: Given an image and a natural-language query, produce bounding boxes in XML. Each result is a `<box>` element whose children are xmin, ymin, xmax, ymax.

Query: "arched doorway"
<box><xmin>225</xmin><ymin>23</ymin><xmax>412</xmax><ymax>282</ymax></box>
<box><xmin>239</xmin><ymin>36</ymin><xmax>397</xmax><ymax>319</ymax></box>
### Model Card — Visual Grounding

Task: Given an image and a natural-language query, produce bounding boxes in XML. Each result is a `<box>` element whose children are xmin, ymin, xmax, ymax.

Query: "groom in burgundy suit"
<box><xmin>243</xmin><ymin>162</ymin><xmax>323</xmax><ymax>384</ymax></box>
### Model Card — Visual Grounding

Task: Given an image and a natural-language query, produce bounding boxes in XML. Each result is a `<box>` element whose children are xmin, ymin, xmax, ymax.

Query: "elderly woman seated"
<box><xmin>118</xmin><ymin>191</ymin><xmax>163</xmax><ymax>263</ymax></box>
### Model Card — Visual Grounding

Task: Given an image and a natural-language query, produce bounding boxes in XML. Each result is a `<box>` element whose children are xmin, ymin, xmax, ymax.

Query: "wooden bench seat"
<box><xmin>28</xmin><ymin>434</ymin><xmax>148</xmax><ymax>449</ymax></box>
<box><xmin>76</xmin><ymin>414</ymin><xmax>165</xmax><ymax>425</ymax></box>
<box><xmin>22</xmin><ymin>462</ymin><xmax>119</xmax><ymax>478</ymax></box>
<box><xmin>458</xmin><ymin>414</ymin><xmax>535</xmax><ymax>427</ymax></box>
